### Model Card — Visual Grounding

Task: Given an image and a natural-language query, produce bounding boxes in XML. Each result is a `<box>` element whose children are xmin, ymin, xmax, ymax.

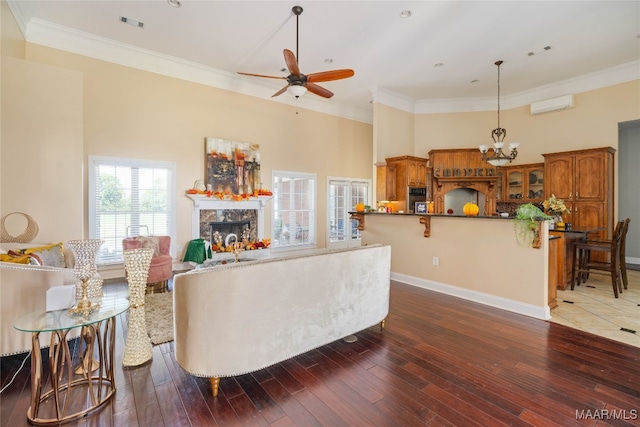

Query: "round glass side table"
<box><xmin>14</xmin><ymin>296</ymin><xmax>129</xmax><ymax>426</ymax></box>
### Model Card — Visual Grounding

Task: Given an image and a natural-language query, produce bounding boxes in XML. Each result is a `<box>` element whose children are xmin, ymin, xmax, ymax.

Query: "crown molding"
<box><xmin>413</xmin><ymin>60</ymin><xmax>640</xmax><ymax>115</ymax></box>
<box><xmin>370</xmin><ymin>88</ymin><xmax>415</xmax><ymax>113</ymax></box>
<box><xmin>14</xmin><ymin>8</ymin><xmax>638</xmax><ymax>122</ymax></box>
<box><xmin>23</xmin><ymin>18</ymin><xmax>373</xmax><ymax>124</ymax></box>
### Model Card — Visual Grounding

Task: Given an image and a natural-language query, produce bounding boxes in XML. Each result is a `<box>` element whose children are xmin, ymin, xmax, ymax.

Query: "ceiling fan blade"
<box><xmin>283</xmin><ymin>49</ymin><xmax>301</xmax><ymax>78</ymax></box>
<box><xmin>238</xmin><ymin>72</ymin><xmax>286</xmax><ymax>80</ymax></box>
<box><xmin>271</xmin><ymin>84</ymin><xmax>290</xmax><ymax>98</ymax></box>
<box><xmin>306</xmin><ymin>82</ymin><xmax>334</xmax><ymax>98</ymax></box>
<box><xmin>306</xmin><ymin>69</ymin><xmax>355</xmax><ymax>83</ymax></box>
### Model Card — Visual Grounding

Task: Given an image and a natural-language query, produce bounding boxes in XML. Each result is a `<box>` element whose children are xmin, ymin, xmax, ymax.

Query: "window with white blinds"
<box><xmin>89</xmin><ymin>155</ymin><xmax>176</xmax><ymax>264</ymax></box>
<box><xmin>272</xmin><ymin>171</ymin><xmax>316</xmax><ymax>249</ymax></box>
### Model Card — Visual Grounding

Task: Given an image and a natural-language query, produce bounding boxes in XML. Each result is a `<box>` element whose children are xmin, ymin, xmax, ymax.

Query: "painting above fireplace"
<box><xmin>205</xmin><ymin>137</ymin><xmax>261</xmax><ymax>195</ymax></box>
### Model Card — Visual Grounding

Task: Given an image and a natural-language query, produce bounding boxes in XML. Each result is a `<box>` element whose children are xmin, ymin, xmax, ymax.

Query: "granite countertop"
<box><xmin>350</xmin><ymin>211</ymin><xmax>521</xmax><ymax>220</ymax></box>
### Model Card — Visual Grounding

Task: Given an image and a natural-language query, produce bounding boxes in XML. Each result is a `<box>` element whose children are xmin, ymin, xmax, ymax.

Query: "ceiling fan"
<box><xmin>238</xmin><ymin>5</ymin><xmax>354</xmax><ymax>99</ymax></box>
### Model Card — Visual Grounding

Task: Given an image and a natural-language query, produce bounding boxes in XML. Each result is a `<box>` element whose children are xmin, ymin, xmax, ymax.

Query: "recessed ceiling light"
<box><xmin>120</xmin><ymin>16</ymin><xmax>144</xmax><ymax>28</ymax></box>
<box><xmin>167</xmin><ymin>0</ymin><xmax>181</xmax><ymax>7</ymax></box>
<box><xmin>399</xmin><ymin>10</ymin><xmax>412</xmax><ymax>18</ymax></box>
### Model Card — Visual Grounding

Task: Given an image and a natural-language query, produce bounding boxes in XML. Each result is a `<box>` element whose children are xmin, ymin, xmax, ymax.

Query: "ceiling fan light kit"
<box><xmin>288</xmin><ymin>85</ymin><xmax>307</xmax><ymax>98</ymax></box>
<box><xmin>238</xmin><ymin>5</ymin><xmax>354</xmax><ymax>100</ymax></box>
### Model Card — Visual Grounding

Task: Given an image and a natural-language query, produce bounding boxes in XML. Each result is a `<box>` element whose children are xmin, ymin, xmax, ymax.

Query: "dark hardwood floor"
<box><xmin>2</xmin><ymin>281</ymin><xmax>639</xmax><ymax>426</ymax></box>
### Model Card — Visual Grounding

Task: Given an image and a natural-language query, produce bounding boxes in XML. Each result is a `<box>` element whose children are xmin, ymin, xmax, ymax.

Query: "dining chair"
<box><xmin>571</xmin><ymin>219</ymin><xmax>625</xmax><ymax>298</ymax></box>
<box><xmin>580</xmin><ymin>218</ymin><xmax>630</xmax><ymax>290</ymax></box>
<box><xmin>587</xmin><ymin>218</ymin><xmax>631</xmax><ymax>289</ymax></box>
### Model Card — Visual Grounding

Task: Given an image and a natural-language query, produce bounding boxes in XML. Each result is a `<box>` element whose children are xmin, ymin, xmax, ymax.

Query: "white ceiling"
<box><xmin>7</xmin><ymin>1</ymin><xmax>640</xmax><ymax>121</ymax></box>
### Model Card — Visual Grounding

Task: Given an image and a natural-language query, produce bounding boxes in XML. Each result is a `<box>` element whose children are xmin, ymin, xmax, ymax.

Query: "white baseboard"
<box><xmin>391</xmin><ymin>272</ymin><xmax>551</xmax><ymax>320</ymax></box>
<box><xmin>626</xmin><ymin>256</ymin><xmax>640</xmax><ymax>265</ymax></box>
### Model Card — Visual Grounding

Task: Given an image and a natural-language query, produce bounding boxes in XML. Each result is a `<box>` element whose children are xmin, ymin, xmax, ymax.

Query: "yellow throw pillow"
<box><xmin>1</xmin><ymin>253</ymin><xmax>31</xmax><ymax>264</ymax></box>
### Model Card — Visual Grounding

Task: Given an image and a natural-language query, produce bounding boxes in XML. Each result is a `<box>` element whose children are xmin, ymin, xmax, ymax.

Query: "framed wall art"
<box><xmin>205</xmin><ymin>137</ymin><xmax>261</xmax><ymax>195</ymax></box>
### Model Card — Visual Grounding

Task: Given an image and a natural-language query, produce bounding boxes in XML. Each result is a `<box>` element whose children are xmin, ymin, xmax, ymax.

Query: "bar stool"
<box><xmin>582</xmin><ymin>218</ymin><xmax>630</xmax><ymax>290</ymax></box>
<box><xmin>571</xmin><ymin>220</ymin><xmax>625</xmax><ymax>298</ymax></box>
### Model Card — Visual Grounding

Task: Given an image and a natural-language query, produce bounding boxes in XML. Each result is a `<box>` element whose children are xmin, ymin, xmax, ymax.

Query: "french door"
<box><xmin>327</xmin><ymin>178</ymin><xmax>370</xmax><ymax>250</ymax></box>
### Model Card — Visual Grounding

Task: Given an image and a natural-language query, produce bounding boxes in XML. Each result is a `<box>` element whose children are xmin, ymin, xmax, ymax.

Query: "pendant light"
<box><xmin>479</xmin><ymin>60</ymin><xmax>520</xmax><ymax>167</ymax></box>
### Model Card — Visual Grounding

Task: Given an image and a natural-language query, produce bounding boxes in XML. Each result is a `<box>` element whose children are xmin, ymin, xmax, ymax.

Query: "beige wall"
<box><xmin>5</xmin><ymin>43</ymin><xmax>372</xmax><ymax>257</ymax></box>
<box><xmin>414</xmin><ymin>81</ymin><xmax>640</xmax><ymax>165</ymax></box>
<box><xmin>1</xmin><ymin>57</ymin><xmax>84</xmax><ymax>244</ymax></box>
<box><xmin>373</xmin><ymin>103</ymin><xmax>414</xmax><ymax>162</ymax></box>
<box><xmin>362</xmin><ymin>214</ymin><xmax>549</xmax><ymax>318</ymax></box>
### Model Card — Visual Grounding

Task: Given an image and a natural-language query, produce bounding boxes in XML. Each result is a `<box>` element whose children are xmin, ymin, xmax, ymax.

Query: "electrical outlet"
<box><xmin>433</xmin><ymin>257</ymin><xmax>439</xmax><ymax>266</ymax></box>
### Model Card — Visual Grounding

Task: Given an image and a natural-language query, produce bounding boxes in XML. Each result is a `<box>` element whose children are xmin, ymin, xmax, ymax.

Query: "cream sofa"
<box><xmin>0</xmin><ymin>262</ymin><xmax>77</xmax><ymax>356</ymax></box>
<box><xmin>173</xmin><ymin>244</ymin><xmax>391</xmax><ymax>396</ymax></box>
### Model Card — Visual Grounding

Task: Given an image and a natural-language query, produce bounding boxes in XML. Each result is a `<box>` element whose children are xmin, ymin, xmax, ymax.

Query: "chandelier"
<box><xmin>479</xmin><ymin>60</ymin><xmax>520</xmax><ymax>167</ymax></box>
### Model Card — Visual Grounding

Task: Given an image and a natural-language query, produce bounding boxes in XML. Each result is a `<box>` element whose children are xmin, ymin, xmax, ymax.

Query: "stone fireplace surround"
<box><xmin>187</xmin><ymin>195</ymin><xmax>271</xmax><ymax>258</ymax></box>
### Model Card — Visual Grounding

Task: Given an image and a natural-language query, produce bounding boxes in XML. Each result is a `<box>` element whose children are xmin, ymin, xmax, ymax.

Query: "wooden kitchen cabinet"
<box><xmin>543</xmin><ymin>147</ymin><xmax>615</xmax><ymax>242</ymax></box>
<box><xmin>548</xmin><ymin>236</ymin><xmax>559</xmax><ymax>309</ymax></box>
<box><xmin>381</xmin><ymin>155</ymin><xmax>428</xmax><ymax>210</ymax></box>
<box><xmin>407</xmin><ymin>159</ymin><xmax>428</xmax><ymax>186</ymax></box>
<box><xmin>501</xmin><ymin>163</ymin><xmax>544</xmax><ymax>202</ymax></box>
<box><xmin>386</xmin><ymin>156</ymin><xmax>428</xmax><ymax>187</ymax></box>
<box><xmin>549</xmin><ymin>230</ymin><xmax>587</xmax><ymax>290</ymax></box>
<box><xmin>495</xmin><ymin>169</ymin><xmax>505</xmax><ymax>202</ymax></box>
<box><xmin>376</xmin><ymin>162</ymin><xmax>397</xmax><ymax>201</ymax></box>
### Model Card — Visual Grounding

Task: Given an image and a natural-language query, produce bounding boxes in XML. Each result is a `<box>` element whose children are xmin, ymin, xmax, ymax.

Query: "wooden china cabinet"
<box><xmin>499</xmin><ymin>163</ymin><xmax>545</xmax><ymax>203</ymax></box>
<box><xmin>543</xmin><ymin>147</ymin><xmax>615</xmax><ymax>241</ymax></box>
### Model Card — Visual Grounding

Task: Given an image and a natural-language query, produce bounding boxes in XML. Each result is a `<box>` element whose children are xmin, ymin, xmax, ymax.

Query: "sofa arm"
<box><xmin>1</xmin><ymin>263</ymin><xmax>77</xmax><ymax>356</ymax></box>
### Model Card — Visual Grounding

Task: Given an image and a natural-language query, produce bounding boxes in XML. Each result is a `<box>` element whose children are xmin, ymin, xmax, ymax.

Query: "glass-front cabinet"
<box><xmin>495</xmin><ymin>169</ymin><xmax>504</xmax><ymax>202</ymax></box>
<box><xmin>502</xmin><ymin>163</ymin><xmax>545</xmax><ymax>202</ymax></box>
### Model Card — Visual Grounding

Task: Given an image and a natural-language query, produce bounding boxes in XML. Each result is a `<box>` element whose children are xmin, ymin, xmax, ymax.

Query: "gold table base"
<box><xmin>27</xmin><ymin>317</ymin><xmax>117</xmax><ymax>425</ymax></box>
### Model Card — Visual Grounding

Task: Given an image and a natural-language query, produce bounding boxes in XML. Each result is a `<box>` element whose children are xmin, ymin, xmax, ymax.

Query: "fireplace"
<box><xmin>187</xmin><ymin>195</ymin><xmax>270</xmax><ymax>246</ymax></box>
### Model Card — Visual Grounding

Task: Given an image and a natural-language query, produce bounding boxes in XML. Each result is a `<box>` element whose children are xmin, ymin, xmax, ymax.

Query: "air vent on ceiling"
<box><xmin>530</xmin><ymin>95</ymin><xmax>574</xmax><ymax>115</ymax></box>
<box><xmin>120</xmin><ymin>16</ymin><xmax>144</xmax><ymax>28</ymax></box>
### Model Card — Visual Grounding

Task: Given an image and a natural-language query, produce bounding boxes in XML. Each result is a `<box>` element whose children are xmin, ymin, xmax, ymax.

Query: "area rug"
<box><xmin>145</xmin><ymin>292</ymin><xmax>174</xmax><ymax>345</ymax></box>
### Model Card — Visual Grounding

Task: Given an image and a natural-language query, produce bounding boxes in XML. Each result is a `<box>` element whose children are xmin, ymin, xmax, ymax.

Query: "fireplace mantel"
<box><xmin>186</xmin><ymin>194</ymin><xmax>272</xmax><ymax>240</ymax></box>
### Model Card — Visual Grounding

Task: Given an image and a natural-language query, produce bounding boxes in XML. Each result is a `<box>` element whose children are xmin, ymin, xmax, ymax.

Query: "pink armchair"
<box><xmin>122</xmin><ymin>236</ymin><xmax>172</xmax><ymax>293</ymax></box>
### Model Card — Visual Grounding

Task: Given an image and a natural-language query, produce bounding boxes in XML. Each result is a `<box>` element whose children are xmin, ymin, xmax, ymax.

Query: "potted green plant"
<box><xmin>514</xmin><ymin>203</ymin><xmax>552</xmax><ymax>248</ymax></box>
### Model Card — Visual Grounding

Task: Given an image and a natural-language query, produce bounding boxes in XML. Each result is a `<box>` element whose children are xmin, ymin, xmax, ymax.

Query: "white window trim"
<box><xmin>88</xmin><ymin>155</ymin><xmax>177</xmax><ymax>265</ymax></box>
<box><xmin>326</xmin><ymin>176</ymin><xmax>371</xmax><ymax>250</ymax></box>
<box><xmin>271</xmin><ymin>170</ymin><xmax>317</xmax><ymax>253</ymax></box>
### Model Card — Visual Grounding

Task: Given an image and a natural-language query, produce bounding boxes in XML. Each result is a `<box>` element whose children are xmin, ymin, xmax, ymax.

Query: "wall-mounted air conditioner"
<box><xmin>530</xmin><ymin>94</ymin><xmax>574</xmax><ymax>115</ymax></box>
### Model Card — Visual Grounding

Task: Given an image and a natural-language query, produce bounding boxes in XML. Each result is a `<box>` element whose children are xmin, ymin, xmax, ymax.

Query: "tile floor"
<box><xmin>550</xmin><ymin>266</ymin><xmax>640</xmax><ymax>348</ymax></box>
